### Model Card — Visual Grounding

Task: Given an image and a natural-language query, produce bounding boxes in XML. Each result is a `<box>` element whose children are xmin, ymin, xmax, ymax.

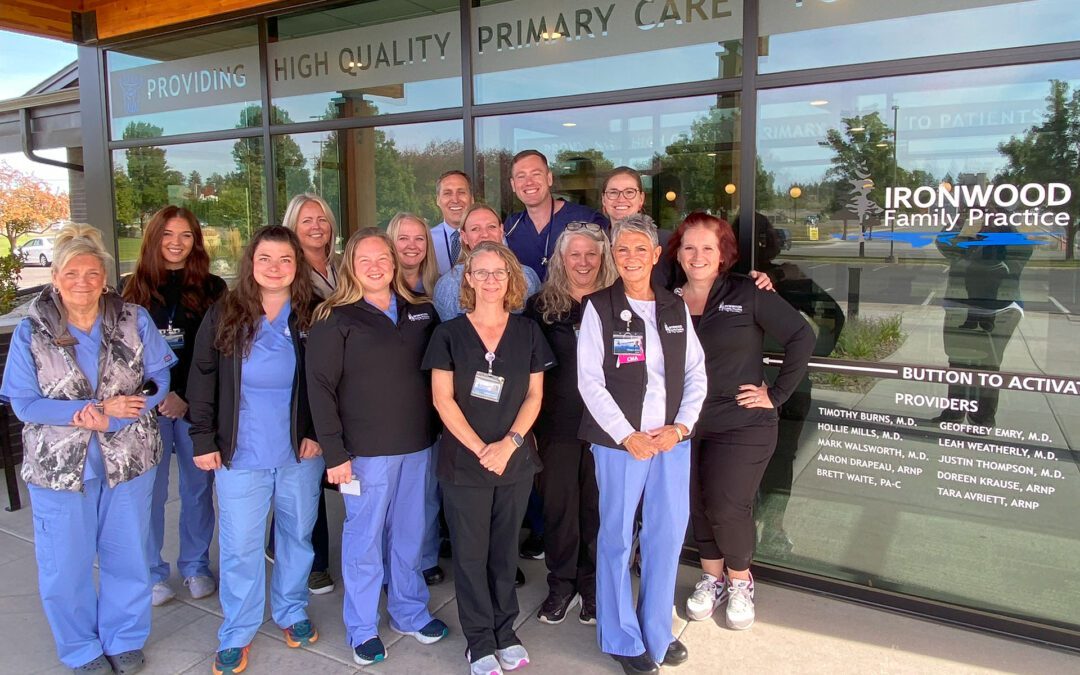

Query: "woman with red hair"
<box><xmin>669</xmin><ymin>212</ymin><xmax>814</xmax><ymax>631</ymax></box>
<box><xmin>123</xmin><ymin>205</ymin><xmax>227</xmax><ymax>607</ymax></box>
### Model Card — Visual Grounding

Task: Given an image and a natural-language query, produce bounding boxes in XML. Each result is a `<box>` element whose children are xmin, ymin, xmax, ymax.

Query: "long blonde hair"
<box><xmin>533</xmin><ymin>226</ymin><xmax>616</xmax><ymax>323</ymax></box>
<box><xmin>386</xmin><ymin>212</ymin><xmax>439</xmax><ymax>295</ymax></box>
<box><xmin>314</xmin><ymin>228</ymin><xmax>420</xmax><ymax>322</ymax></box>
<box><xmin>282</xmin><ymin>193</ymin><xmax>337</xmax><ymax>260</ymax></box>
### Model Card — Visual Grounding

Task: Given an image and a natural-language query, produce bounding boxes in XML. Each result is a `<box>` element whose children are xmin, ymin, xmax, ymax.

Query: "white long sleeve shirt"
<box><xmin>577</xmin><ymin>296</ymin><xmax>707</xmax><ymax>445</ymax></box>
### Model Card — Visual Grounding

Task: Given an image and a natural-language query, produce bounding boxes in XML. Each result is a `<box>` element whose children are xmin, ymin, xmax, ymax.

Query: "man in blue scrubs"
<box><xmin>504</xmin><ymin>150</ymin><xmax>608</xmax><ymax>282</ymax></box>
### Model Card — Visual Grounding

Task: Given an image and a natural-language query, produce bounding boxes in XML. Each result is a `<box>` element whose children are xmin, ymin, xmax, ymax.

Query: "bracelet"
<box><xmin>674</xmin><ymin>426</ymin><xmax>684</xmax><ymax>442</ymax></box>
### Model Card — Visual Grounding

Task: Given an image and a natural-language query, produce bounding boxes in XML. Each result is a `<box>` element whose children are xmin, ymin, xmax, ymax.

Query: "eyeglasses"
<box><xmin>566</xmin><ymin>221</ymin><xmax>602</xmax><ymax>233</ymax></box>
<box><xmin>603</xmin><ymin>188</ymin><xmax>641</xmax><ymax>201</ymax></box>
<box><xmin>469</xmin><ymin>268</ymin><xmax>509</xmax><ymax>281</ymax></box>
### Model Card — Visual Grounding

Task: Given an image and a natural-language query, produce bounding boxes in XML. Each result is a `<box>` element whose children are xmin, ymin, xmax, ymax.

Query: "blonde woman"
<box><xmin>423</xmin><ymin>241</ymin><xmax>555</xmax><ymax>675</ymax></box>
<box><xmin>306</xmin><ymin>229</ymin><xmax>448</xmax><ymax>666</ymax></box>
<box><xmin>387</xmin><ymin>212</ymin><xmax>440</xmax><ymax>295</ymax></box>
<box><xmin>280</xmin><ymin>192</ymin><xmax>337</xmax><ymax>593</ymax></box>
<box><xmin>1</xmin><ymin>224</ymin><xmax>174</xmax><ymax>674</ymax></box>
<box><xmin>524</xmin><ymin>222</ymin><xmax>617</xmax><ymax>625</ymax></box>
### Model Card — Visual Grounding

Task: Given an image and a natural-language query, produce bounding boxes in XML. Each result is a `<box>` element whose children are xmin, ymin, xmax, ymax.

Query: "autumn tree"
<box><xmin>0</xmin><ymin>161</ymin><xmax>70</xmax><ymax>254</ymax></box>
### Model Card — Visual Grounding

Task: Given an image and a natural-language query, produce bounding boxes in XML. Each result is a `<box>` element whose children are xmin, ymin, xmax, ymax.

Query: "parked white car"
<box><xmin>19</xmin><ymin>237</ymin><xmax>55</xmax><ymax>266</ymax></box>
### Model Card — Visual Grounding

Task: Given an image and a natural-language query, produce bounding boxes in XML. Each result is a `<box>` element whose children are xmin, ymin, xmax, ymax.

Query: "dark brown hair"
<box><xmin>122</xmin><ymin>206</ymin><xmax>216</xmax><ymax>314</ymax></box>
<box><xmin>668</xmin><ymin>211</ymin><xmax>739</xmax><ymax>274</ymax></box>
<box><xmin>510</xmin><ymin>149</ymin><xmax>549</xmax><ymax>172</ymax></box>
<box><xmin>603</xmin><ymin>166</ymin><xmax>644</xmax><ymax>193</ymax></box>
<box><xmin>215</xmin><ymin>226</ymin><xmax>313</xmax><ymax>357</ymax></box>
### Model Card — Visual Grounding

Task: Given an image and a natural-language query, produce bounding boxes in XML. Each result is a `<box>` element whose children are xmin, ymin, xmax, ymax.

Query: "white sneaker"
<box><xmin>686</xmin><ymin>573</ymin><xmax>727</xmax><ymax>621</ymax></box>
<box><xmin>726</xmin><ymin>575</ymin><xmax>756</xmax><ymax>630</ymax></box>
<box><xmin>469</xmin><ymin>653</ymin><xmax>503</xmax><ymax>675</ymax></box>
<box><xmin>495</xmin><ymin>644</ymin><xmax>529</xmax><ymax>671</ymax></box>
<box><xmin>184</xmin><ymin>575</ymin><xmax>217</xmax><ymax>599</ymax></box>
<box><xmin>151</xmin><ymin>581</ymin><xmax>175</xmax><ymax>607</ymax></box>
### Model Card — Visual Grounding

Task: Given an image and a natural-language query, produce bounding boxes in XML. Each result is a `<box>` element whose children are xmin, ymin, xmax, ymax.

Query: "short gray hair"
<box><xmin>52</xmin><ymin>223</ymin><xmax>113</xmax><ymax>278</ymax></box>
<box><xmin>611</xmin><ymin>213</ymin><xmax>659</xmax><ymax>248</ymax></box>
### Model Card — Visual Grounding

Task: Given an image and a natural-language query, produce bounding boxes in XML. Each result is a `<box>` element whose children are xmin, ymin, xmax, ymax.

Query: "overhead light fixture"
<box><xmin>706</xmin><ymin>152</ymin><xmax>717</xmax><ymax>157</ymax></box>
<box><xmin>810</xmin><ymin>99</ymin><xmax>829</xmax><ymax>106</ymax></box>
<box><xmin>541</xmin><ymin>31</ymin><xmax>562</xmax><ymax>39</ymax></box>
<box><xmin>724</xmin><ymin>183</ymin><xmax>737</xmax><ymax>195</ymax></box>
<box><xmin>850</xmin><ymin>126</ymin><xmax>865</xmax><ymax>132</ymax></box>
<box><xmin>665</xmin><ymin>191</ymin><xmax>677</xmax><ymax>202</ymax></box>
<box><xmin>876</xmin><ymin>142</ymin><xmax>889</xmax><ymax>147</ymax></box>
<box><xmin>562</xmin><ymin>122</ymin><xmax>577</xmax><ymax>127</ymax></box>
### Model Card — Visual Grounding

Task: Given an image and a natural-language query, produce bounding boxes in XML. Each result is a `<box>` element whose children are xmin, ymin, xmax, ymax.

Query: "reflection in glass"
<box><xmin>476</xmin><ymin>95</ymin><xmax>740</xmax><ymax>230</ymax></box>
<box><xmin>112</xmin><ymin>138</ymin><xmax>267</xmax><ymax>280</ymax></box>
<box><xmin>759</xmin><ymin>0</ymin><xmax>1080</xmax><ymax>74</ymax></box>
<box><xmin>472</xmin><ymin>0</ymin><xmax>743</xmax><ymax>104</ymax></box>
<box><xmin>106</xmin><ymin>25</ymin><xmax>262</xmax><ymax>140</ymax></box>
<box><xmin>754</xmin><ymin>61</ymin><xmax>1080</xmax><ymax>632</ymax></box>
<box><xmin>269</xmin><ymin>1</ymin><xmax>462</xmax><ymax>124</ymax></box>
<box><xmin>274</xmin><ymin>120</ymin><xmax>464</xmax><ymax>234</ymax></box>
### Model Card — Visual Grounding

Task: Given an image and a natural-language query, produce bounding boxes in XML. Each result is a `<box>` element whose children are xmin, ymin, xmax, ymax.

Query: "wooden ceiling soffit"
<box><xmin>84</xmin><ymin>0</ymin><xmax>283</xmax><ymax>42</ymax></box>
<box><xmin>0</xmin><ymin>1</ymin><xmax>80</xmax><ymax>41</ymax></box>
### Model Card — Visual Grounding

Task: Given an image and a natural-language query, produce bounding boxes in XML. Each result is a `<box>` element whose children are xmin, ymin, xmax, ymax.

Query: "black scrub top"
<box><xmin>422</xmin><ymin>313</ymin><xmax>557</xmax><ymax>487</ymax></box>
<box><xmin>524</xmin><ymin>296</ymin><xmax>584</xmax><ymax>442</ymax></box>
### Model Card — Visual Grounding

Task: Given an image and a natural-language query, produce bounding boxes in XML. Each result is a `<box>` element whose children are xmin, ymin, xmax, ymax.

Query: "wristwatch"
<box><xmin>507</xmin><ymin>432</ymin><xmax>524</xmax><ymax>448</ymax></box>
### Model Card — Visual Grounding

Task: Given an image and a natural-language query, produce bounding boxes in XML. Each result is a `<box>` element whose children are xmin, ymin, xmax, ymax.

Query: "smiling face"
<box><xmin>509</xmin><ymin>154</ymin><xmax>553</xmax><ymax>208</ymax></box>
<box><xmin>461</xmin><ymin>208</ymin><xmax>504</xmax><ymax>250</ymax></box>
<box><xmin>353</xmin><ymin>236</ymin><xmax>395</xmax><ymax>296</ymax></box>
<box><xmin>436</xmin><ymin>174</ymin><xmax>473</xmax><ymax>229</ymax></box>
<box><xmin>562</xmin><ymin>233</ymin><xmax>602</xmax><ymax>293</ymax></box>
<box><xmin>612</xmin><ymin>230</ymin><xmax>659</xmax><ymax>286</ymax></box>
<box><xmin>393</xmin><ymin>218</ymin><xmax>428</xmax><ymax>271</ymax></box>
<box><xmin>602</xmin><ymin>173</ymin><xmax>645</xmax><ymax>221</ymax></box>
<box><xmin>466</xmin><ymin>250</ymin><xmax>509</xmax><ymax>306</ymax></box>
<box><xmin>678</xmin><ymin>225</ymin><xmax>722</xmax><ymax>284</ymax></box>
<box><xmin>55</xmin><ymin>253</ymin><xmax>107</xmax><ymax>313</ymax></box>
<box><xmin>160</xmin><ymin>217</ymin><xmax>195</xmax><ymax>270</ymax></box>
<box><xmin>295</xmin><ymin>201</ymin><xmax>332</xmax><ymax>260</ymax></box>
<box><xmin>252</xmin><ymin>240</ymin><xmax>297</xmax><ymax>294</ymax></box>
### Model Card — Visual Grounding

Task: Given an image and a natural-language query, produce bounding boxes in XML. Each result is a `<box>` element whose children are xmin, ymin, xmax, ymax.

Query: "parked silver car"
<box><xmin>19</xmin><ymin>237</ymin><xmax>55</xmax><ymax>266</ymax></box>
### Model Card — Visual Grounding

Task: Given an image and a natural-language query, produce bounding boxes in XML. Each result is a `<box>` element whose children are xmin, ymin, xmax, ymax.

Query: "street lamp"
<box><xmin>789</xmin><ymin>186</ymin><xmax>802</xmax><ymax>224</ymax></box>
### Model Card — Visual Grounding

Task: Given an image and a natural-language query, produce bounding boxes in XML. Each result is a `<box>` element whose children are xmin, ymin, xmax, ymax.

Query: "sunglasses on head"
<box><xmin>566</xmin><ymin>221</ymin><xmax>602</xmax><ymax>233</ymax></box>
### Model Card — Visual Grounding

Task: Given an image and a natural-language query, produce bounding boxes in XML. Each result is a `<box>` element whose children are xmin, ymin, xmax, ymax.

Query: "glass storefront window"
<box><xmin>268</xmin><ymin>1</ymin><xmax>462</xmax><ymax>124</ymax></box>
<box><xmin>759</xmin><ymin>0</ymin><xmax>1080</xmax><ymax>74</ymax></box>
<box><xmin>273</xmin><ymin>120</ymin><xmax>464</xmax><ymax>232</ymax></box>
<box><xmin>106</xmin><ymin>25</ymin><xmax>262</xmax><ymax>140</ymax></box>
<box><xmin>754</xmin><ymin>61</ymin><xmax>1080</xmax><ymax>631</ymax></box>
<box><xmin>475</xmin><ymin>95</ymin><xmax>740</xmax><ymax>230</ymax></box>
<box><xmin>111</xmin><ymin>137</ymin><xmax>267</xmax><ymax>279</ymax></box>
<box><xmin>472</xmin><ymin>0</ymin><xmax>743</xmax><ymax>104</ymax></box>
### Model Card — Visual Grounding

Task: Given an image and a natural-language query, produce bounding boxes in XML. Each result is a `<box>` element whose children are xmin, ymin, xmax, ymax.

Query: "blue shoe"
<box><xmin>282</xmin><ymin>619</ymin><xmax>318</xmax><ymax>648</ymax></box>
<box><xmin>212</xmin><ymin>646</ymin><xmax>249</xmax><ymax>675</ymax></box>
<box><xmin>353</xmin><ymin>637</ymin><xmax>386</xmax><ymax>666</ymax></box>
<box><xmin>392</xmin><ymin>618</ymin><xmax>449</xmax><ymax>645</ymax></box>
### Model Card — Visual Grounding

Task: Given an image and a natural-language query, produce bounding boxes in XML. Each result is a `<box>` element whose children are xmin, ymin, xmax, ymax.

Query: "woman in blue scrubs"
<box><xmin>1</xmin><ymin>223</ymin><xmax>174</xmax><ymax>675</ymax></box>
<box><xmin>187</xmin><ymin>226</ymin><xmax>323</xmax><ymax>675</ymax></box>
<box><xmin>307</xmin><ymin>229</ymin><xmax>448</xmax><ymax>666</ymax></box>
<box><xmin>122</xmin><ymin>205</ymin><xmax>227</xmax><ymax>607</ymax></box>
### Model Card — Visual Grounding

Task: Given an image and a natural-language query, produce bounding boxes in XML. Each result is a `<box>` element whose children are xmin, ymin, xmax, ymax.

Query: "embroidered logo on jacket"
<box><xmin>717</xmin><ymin>303</ymin><xmax>743</xmax><ymax>313</ymax></box>
<box><xmin>663</xmin><ymin>323</ymin><xmax>685</xmax><ymax>334</ymax></box>
<box><xmin>408</xmin><ymin>312</ymin><xmax>431</xmax><ymax>321</ymax></box>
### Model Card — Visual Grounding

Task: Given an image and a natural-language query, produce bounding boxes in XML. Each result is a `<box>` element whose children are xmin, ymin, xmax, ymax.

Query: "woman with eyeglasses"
<box><xmin>423</xmin><ymin>241</ymin><xmax>555</xmax><ymax>675</ymax></box>
<box><xmin>577</xmin><ymin>214</ymin><xmax>707</xmax><ymax>675</ymax></box>
<box><xmin>524</xmin><ymin>221</ymin><xmax>616</xmax><ymax>627</ymax></box>
<box><xmin>307</xmin><ymin>229</ymin><xmax>448</xmax><ymax>666</ymax></box>
<box><xmin>670</xmin><ymin>212</ymin><xmax>813</xmax><ymax>631</ymax></box>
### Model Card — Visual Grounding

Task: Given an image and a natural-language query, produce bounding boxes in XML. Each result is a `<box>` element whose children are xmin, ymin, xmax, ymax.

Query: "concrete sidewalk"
<box><xmin>1</xmin><ymin>470</ymin><xmax>1074</xmax><ymax>675</ymax></box>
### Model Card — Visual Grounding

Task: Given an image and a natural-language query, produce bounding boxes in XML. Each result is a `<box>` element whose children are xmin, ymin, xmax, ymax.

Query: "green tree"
<box><xmin>374</xmin><ymin>130</ymin><xmax>421</xmax><ymax>225</ymax></box>
<box><xmin>113</xmin><ymin>169</ymin><xmax>137</xmax><ymax>229</ymax></box>
<box><xmin>122</xmin><ymin>121</ymin><xmax>184</xmax><ymax>227</ymax></box>
<box><xmin>661</xmin><ymin>105</ymin><xmax>741</xmax><ymax>218</ymax></box>
<box><xmin>996</xmin><ymin>79</ymin><xmax>1080</xmax><ymax>258</ymax></box>
<box><xmin>232</xmin><ymin>105</ymin><xmax>310</xmax><ymax>233</ymax></box>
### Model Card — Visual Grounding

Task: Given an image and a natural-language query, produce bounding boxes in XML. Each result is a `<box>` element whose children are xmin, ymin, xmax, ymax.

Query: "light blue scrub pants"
<box><xmin>29</xmin><ymin>467</ymin><xmax>158</xmax><ymax>668</ymax></box>
<box><xmin>345</xmin><ymin>448</ymin><xmax>434</xmax><ymax>647</ymax></box>
<box><xmin>420</xmin><ymin>441</ymin><xmax>441</xmax><ymax>570</ymax></box>
<box><xmin>214</xmin><ymin>456</ymin><xmax>324</xmax><ymax>650</ymax></box>
<box><xmin>148</xmin><ymin>416</ymin><xmax>215</xmax><ymax>583</ymax></box>
<box><xmin>592</xmin><ymin>441</ymin><xmax>690</xmax><ymax>664</ymax></box>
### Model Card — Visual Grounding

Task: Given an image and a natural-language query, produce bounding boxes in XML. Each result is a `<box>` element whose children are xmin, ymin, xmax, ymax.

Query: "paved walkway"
<box><xmin>1</xmin><ymin>471</ymin><xmax>1074</xmax><ymax>675</ymax></box>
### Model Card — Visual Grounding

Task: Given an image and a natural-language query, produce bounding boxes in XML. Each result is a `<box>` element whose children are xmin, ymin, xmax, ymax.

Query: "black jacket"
<box><xmin>187</xmin><ymin>299</ymin><xmax>316</xmax><ymax>465</ymax></box>
<box><xmin>692</xmin><ymin>274</ymin><xmax>814</xmax><ymax>435</ymax></box>
<box><xmin>524</xmin><ymin>295</ymin><xmax>585</xmax><ymax>443</ymax></box>
<box><xmin>306</xmin><ymin>297</ymin><xmax>440</xmax><ymax>469</ymax></box>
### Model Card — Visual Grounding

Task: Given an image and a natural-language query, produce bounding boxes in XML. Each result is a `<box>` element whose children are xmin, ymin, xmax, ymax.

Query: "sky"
<box><xmin>0</xmin><ymin>30</ymin><xmax>78</xmax><ymax>192</ymax></box>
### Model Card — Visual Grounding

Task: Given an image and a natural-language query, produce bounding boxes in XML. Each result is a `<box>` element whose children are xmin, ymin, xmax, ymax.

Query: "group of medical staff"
<box><xmin>3</xmin><ymin>149</ymin><xmax>814</xmax><ymax>675</ymax></box>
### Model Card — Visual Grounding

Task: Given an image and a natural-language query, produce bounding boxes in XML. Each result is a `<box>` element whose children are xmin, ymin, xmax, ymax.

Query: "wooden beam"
<box><xmin>0</xmin><ymin>0</ymin><xmax>80</xmax><ymax>42</ymax></box>
<box><xmin>86</xmin><ymin>0</ymin><xmax>281</xmax><ymax>41</ymax></box>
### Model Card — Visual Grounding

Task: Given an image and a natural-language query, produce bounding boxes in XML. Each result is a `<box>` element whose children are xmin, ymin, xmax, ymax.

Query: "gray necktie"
<box><xmin>450</xmin><ymin>229</ymin><xmax>461</xmax><ymax>265</ymax></box>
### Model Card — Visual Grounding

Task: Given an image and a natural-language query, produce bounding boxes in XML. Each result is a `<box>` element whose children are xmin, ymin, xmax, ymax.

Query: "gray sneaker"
<box><xmin>495</xmin><ymin>644</ymin><xmax>529</xmax><ymax>671</ymax></box>
<box><xmin>726</xmin><ymin>576</ymin><xmax>756</xmax><ymax>630</ymax></box>
<box><xmin>184</xmin><ymin>575</ymin><xmax>216</xmax><ymax>599</ymax></box>
<box><xmin>151</xmin><ymin>581</ymin><xmax>175</xmax><ymax>607</ymax></box>
<box><xmin>686</xmin><ymin>573</ymin><xmax>727</xmax><ymax>621</ymax></box>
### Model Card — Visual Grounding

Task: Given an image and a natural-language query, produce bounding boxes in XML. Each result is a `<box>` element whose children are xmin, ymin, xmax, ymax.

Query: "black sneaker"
<box><xmin>519</xmin><ymin>532</ymin><xmax>545</xmax><ymax>560</ymax></box>
<box><xmin>515</xmin><ymin>567</ymin><xmax>526</xmax><ymax>588</ymax></box>
<box><xmin>611</xmin><ymin>652</ymin><xmax>659</xmax><ymax>675</ymax></box>
<box><xmin>579</xmin><ymin>598</ymin><xmax>596</xmax><ymax>625</ymax></box>
<box><xmin>537</xmin><ymin>591</ymin><xmax>580</xmax><ymax>625</ymax></box>
<box><xmin>439</xmin><ymin>538</ymin><xmax>452</xmax><ymax>559</ymax></box>
<box><xmin>423</xmin><ymin>565</ymin><xmax>445</xmax><ymax>586</ymax></box>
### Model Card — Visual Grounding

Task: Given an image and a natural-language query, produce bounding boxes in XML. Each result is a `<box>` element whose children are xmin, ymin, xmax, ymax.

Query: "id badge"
<box><xmin>340</xmin><ymin>477</ymin><xmax>362</xmax><ymax>496</ymax></box>
<box><xmin>471</xmin><ymin>371</ymin><xmax>505</xmax><ymax>402</ymax></box>
<box><xmin>613</xmin><ymin>331</ymin><xmax>644</xmax><ymax>356</ymax></box>
<box><xmin>160</xmin><ymin>326</ymin><xmax>185</xmax><ymax>351</ymax></box>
